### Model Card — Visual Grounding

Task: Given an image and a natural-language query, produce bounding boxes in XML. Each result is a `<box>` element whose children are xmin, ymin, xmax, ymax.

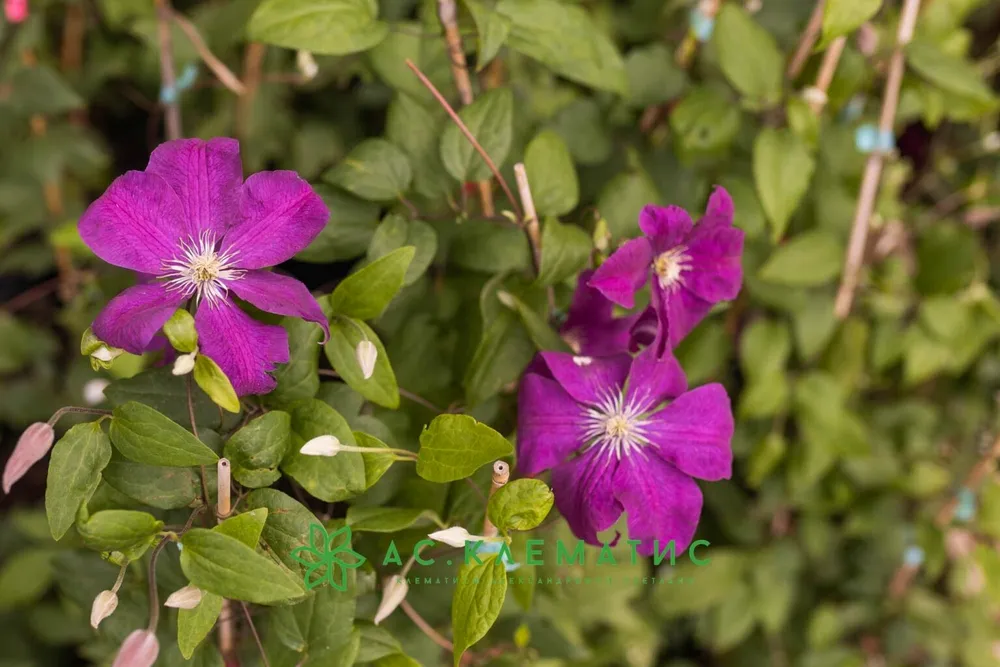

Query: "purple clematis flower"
<box><xmin>79</xmin><ymin>138</ymin><xmax>330</xmax><ymax>396</ymax></box>
<box><xmin>589</xmin><ymin>187</ymin><xmax>743</xmax><ymax>352</ymax></box>
<box><xmin>517</xmin><ymin>348</ymin><xmax>733</xmax><ymax>555</ymax></box>
<box><xmin>560</xmin><ymin>270</ymin><xmax>642</xmax><ymax>357</ymax></box>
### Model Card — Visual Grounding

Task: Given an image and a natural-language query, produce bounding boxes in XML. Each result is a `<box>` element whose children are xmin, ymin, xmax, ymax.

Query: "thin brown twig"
<box><xmin>805</xmin><ymin>35</ymin><xmax>847</xmax><ymax>115</ymax></box>
<box><xmin>240</xmin><ymin>601</ymin><xmax>271</xmax><ymax>667</ymax></box>
<box><xmin>437</xmin><ymin>0</ymin><xmax>495</xmax><ymax>216</ymax></box>
<box><xmin>405</xmin><ymin>59</ymin><xmax>523</xmax><ymax>222</ymax></box>
<box><xmin>833</xmin><ymin>0</ymin><xmax>922</xmax><ymax>319</ymax></box>
<box><xmin>400</xmin><ymin>599</ymin><xmax>453</xmax><ymax>652</ymax></box>
<box><xmin>170</xmin><ymin>10</ymin><xmax>246</xmax><ymax>95</ymax></box>
<box><xmin>513</xmin><ymin>163</ymin><xmax>542</xmax><ymax>272</ymax></box>
<box><xmin>154</xmin><ymin>0</ymin><xmax>182</xmax><ymax>139</ymax></box>
<box><xmin>788</xmin><ymin>0</ymin><xmax>826</xmax><ymax>79</ymax></box>
<box><xmin>237</xmin><ymin>43</ymin><xmax>266</xmax><ymax>140</ymax></box>
<box><xmin>0</xmin><ymin>277</ymin><xmax>60</xmax><ymax>312</ymax></box>
<box><xmin>935</xmin><ymin>432</ymin><xmax>1000</xmax><ymax>527</ymax></box>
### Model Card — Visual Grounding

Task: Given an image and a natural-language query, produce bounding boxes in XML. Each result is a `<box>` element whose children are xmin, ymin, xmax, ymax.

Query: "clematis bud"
<box><xmin>300</xmin><ymin>435</ymin><xmax>341</xmax><ymax>457</ymax></box>
<box><xmin>427</xmin><ymin>526</ymin><xmax>491</xmax><ymax>548</ymax></box>
<box><xmin>164</xmin><ymin>584</ymin><xmax>203</xmax><ymax>609</ymax></box>
<box><xmin>172</xmin><ymin>351</ymin><xmax>197</xmax><ymax>376</ymax></box>
<box><xmin>4</xmin><ymin>0</ymin><xmax>28</xmax><ymax>23</ymax></box>
<box><xmin>297</xmin><ymin>50</ymin><xmax>319</xmax><ymax>80</ymax></box>
<box><xmin>374</xmin><ymin>574</ymin><xmax>408</xmax><ymax>625</ymax></box>
<box><xmin>2</xmin><ymin>422</ymin><xmax>55</xmax><ymax>494</ymax></box>
<box><xmin>83</xmin><ymin>378</ymin><xmax>110</xmax><ymax>406</ymax></box>
<box><xmin>90</xmin><ymin>590</ymin><xmax>119</xmax><ymax>628</ymax></box>
<box><xmin>945</xmin><ymin>528</ymin><xmax>975</xmax><ymax>560</ymax></box>
<box><xmin>111</xmin><ymin>629</ymin><xmax>159</xmax><ymax>667</ymax></box>
<box><xmin>355</xmin><ymin>340</ymin><xmax>377</xmax><ymax>379</ymax></box>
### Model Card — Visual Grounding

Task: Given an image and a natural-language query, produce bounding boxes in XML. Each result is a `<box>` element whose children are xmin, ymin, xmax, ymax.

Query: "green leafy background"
<box><xmin>2</xmin><ymin>0</ymin><xmax>1000</xmax><ymax>666</ymax></box>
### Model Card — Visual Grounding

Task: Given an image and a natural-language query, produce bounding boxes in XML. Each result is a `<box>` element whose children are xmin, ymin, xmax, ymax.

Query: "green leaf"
<box><xmin>324</xmin><ymin>318</ymin><xmax>399</xmax><ymax>408</ymax></box>
<box><xmin>0</xmin><ymin>550</ymin><xmax>56</xmax><ymax>611</ymax></box>
<box><xmin>248</xmin><ymin>0</ymin><xmax>389</xmax><ymax>56</ymax></box>
<box><xmin>367</xmin><ymin>215</ymin><xmax>438</xmax><ymax>286</ymax></box>
<box><xmin>325</xmin><ymin>139</ymin><xmax>412</xmax><ymax>201</ymax></box>
<box><xmin>463</xmin><ymin>310</ymin><xmax>535</xmax><ymax>407</ymax></box>
<box><xmin>417</xmin><ymin>414</ymin><xmax>514</xmax><ymax>483</ymax></box>
<box><xmin>487</xmin><ymin>479</ymin><xmax>554</xmax><ymax>532</ymax></box>
<box><xmin>536</xmin><ymin>218</ymin><xmax>592</xmax><ymax>287</ymax></box>
<box><xmin>820</xmin><ymin>0</ymin><xmax>882</xmax><ymax>48</ymax></box>
<box><xmin>385</xmin><ymin>93</ymin><xmax>455</xmax><ymax>199</ymax></box>
<box><xmin>296</xmin><ymin>186</ymin><xmax>381</xmax><ymax>263</ymax></box>
<box><xmin>448</xmin><ymin>224</ymin><xmax>532</xmax><ymax>274</ymax></box>
<box><xmin>180</xmin><ymin>529</ymin><xmax>305</xmax><ymax>604</ymax></box>
<box><xmin>45</xmin><ymin>422</ymin><xmax>113</xmax><ymax>540</ymax></box>
<box><xmin>213</xmin><ymin>509</ymin><xmax>268</xmax><ymax>549</ymax></box>
<box><xmin>463</xmin><ymin>0</ymin><xmax>511</xmax><ymax>71</ymax></box>
<box><xmin>329</xmin><ymin>246</ymin><xmax>415</xmax><ymax>320</ymax></box>
<box><xmin>102</xmin><ymin>459</ymin><xmax>200</xmax><ymax>510</ymax></box>
<box><xmin>523</xmin><ymin>130</ymin><xmax>579</xmax><ymax>217</ymax></box>
<box><xmin>163</xmin><ymin>309</ymin><xmax>197</xmax><ymax>353</ymax></box>
<box><xmin>440</xmin><ymin>88</ymin><xmax>513</xmax><ymax>183</ymax></box>
<box><xmin>624</xmin><ymin>43</ymin><xmax>688</xmax><ymax>108</ymax></box>
<box><xmin>77</xmin><ymin>510</ymin><xmax>163</xmax><ymax>551</ymax></box>
<box><xmin>451</xmin><ymin>555</ymin><xmax>507</xmax><ymax>665</ymax></box>
<box><xmin>109</xmin><ymin>402</ymin><xmax>219</xmax><ymax>467</ymax></box>
<box><xmin>193</xmin><ymin>355</ymin><xmax>240</xmax><ymax>414</ymax></box>
<box><xmin>243</xmin><ymin>489</ymin><xmax>317</xmax><ymax>576</ymax></box>
<box><xmin>178</xmin><ymin>591</ymin><xmax>223</xmax><ymax>659</ymax></box>
<box><xmin>353</xmin><ymin>431</ymin><xmax>395</xmax><ymax>489</ymax></box>
<box><xmin>345</xmin><ymin>507</ymin><xmax>443</xmax><ymax>532</ymax></box>
<box><xmin>747</xmin><ymin>432</ymin><xmax>787</xmax><ymax>488</ymax></box>
<box><xmin>268</xmin><ymin>317</ymin><xmax>323</xmax><ymax>407</ymax></box>
<box><xmin>495</xmin><ymin>0</ymin><xmax>626</xmax><ymax>94</ymax></box>
<box><xmin>758</xmin><ymin>231</ymin><xmax>844</xmax><ymax>286</ymax></box>
<box><xmin>224</xmin><ymin>411</ymin><xmax>291</xmax><ymax>489</ymax></box>
<box><xmin>907</xmin><ymin>39</ymin><xmax>996</xmax><ymax>108</ymax></box>
<box><xmin>355</xmin><ymin>622</ymin><xmax>403</xmax><ymax>662</ymax></box>
<box><xmin>104</xmin><ymin>368</ymin><xmax>232</xmax><ymax>427</ymax></box>
<box><xmin>597</xmin><ymin>167</ymin><xmax>661</xmax><ymax>239</ymax></box>
<box><xmin>714</xmin><ymin>5</ymin><xmax>784</xmax><ymax>106</ymax></box>
<box><xmin>281</xmin><ymin>399</ymin><xmax>367</xmax><ymax>502</ymax></box>
<box><xmin>753</xmin><ymin>128</ymin><xmax>815</xmax><ymax>241</ymax></box>
<box><xmin>499</xmin><ymin>291</ymin><xmax>571</xmax><ymax>352</ymax></box>
<box><xmin>669</xmin><ymin>86</ymin><xmax>741</xmax><ymax>159</ymax></box>
<box><xmin>269</xmin><ymin>583</ymin><xmax>358</xmax><ymax>663</ymax></box>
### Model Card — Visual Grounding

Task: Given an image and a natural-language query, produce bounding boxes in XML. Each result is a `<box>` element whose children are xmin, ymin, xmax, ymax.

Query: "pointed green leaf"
<box><xmin>213</xmin><ymin>509</ymin><xmax>268</xmax><ymax>549</ymax></box>
<box><xmin>417</xmin><ymin>414</ymin><xmax>514</xmax><ymax>483</ymax></box>
<box><xmin>353</xmin><ymin>430</ymin><xmax>395</xmax><ymax>489</ymax></box>
<box><xmin>102</xmin><ymin>459</ymin><xmax>200</xmax><ymax>509</ymax></box>
<box><xmin>163</xmin><ymin>309</ymin><xmax>197</xmax><ymax>353</ymax></box>
<box><xmin>753</xmin><ymin>128</ymin><xmax>815</xmax><ymax>241</ymax></box>
<box><xmin>248</xmin><ymin>0</ymin><xmax>390</xmax><ymax>56</ymax></box>
<box><xmin>324</xmin><ymin>319</ymin><xmax>399</xmax><ymax>408</ymax></box>
<box><xmin>109</xmin><ymin>402</ymin><xmax>219</xmax><ymax>466</ymax></box>
<box><xmin>178</xmin><ymin>591</ymin><xmax>223</xmax><ymax>659</ymax></box>
<box><xmin>193</xmin><ymin>355</ymin><xmax>240</xmax><ymax>414</ymax></box>
<box><xmin>440</xmin><ymin>87</ymin><xmax>513</xmax><ymax>182</ymax></box>
<box><xmin>45</xmin><ymin>422</ymin><xmax>112</xmax><ymax>540</ymax></box>
<box><xmin>714</xmin><ymin>5</ymin><xmax>783</xmax><ymax>106</ymax></box>
<box><xmin>463</xmin><ymin>0</ymin><xmax>511</xmax><ymax>71</ymax></box>
<box><xmin>523</xmin><ymin>130</ymin><xmax>579</xmax><ymax>217</ymax></box>
<box><xmin>325</xmin><ymin>138</ymin><xmax>412</xmax><ymax>201</ymax></box>
<box><xmin>452</xmin><ymin>555</ymin><xmax>507</xmax><ymax>666</ymax></box>
<box><xmin>77</xmin><ymin>510</ymin><xmax>163</xmax><ymax>552</ymax></box>
<box><xmin>281</xmin><ymin>400</ymin><xmax>367</xmax><ymax>502</ymax></box>
<box><xmin>367</xmin><ymin>215</ymin><xmax>438</xmax><ymax>286</ymax></box>
<box><xmin>758</xmin><ymin>231</ymin><xmax>844</xmax><ymax>287</ymax></box>
<box><xmin>224</xmin><ymin>411</ymin><xmax>291</xmax><ymax>489</ymax></box>
<box><xmin>329</xmin><ymin>246</ymin><xmax>415</xmax><ymax>320</ymax></box>
<box><xmin>820</xmin><ymin>0</ymin><xmax>882</xmax><ymax>48</ymax></box>
<box><xmin>536</xmin><ymin>216</ymin><xmax>592</xmax><ymax>287</ymax></box>
<box><xmin>244</xmin><ymin>489</ymin><xmax>318</xmax><ymax>576</ymax></box>
<box><xmin>345</xmin><ymin>507</ymin><xmax>443</xmax><ymax>532</ymax></box>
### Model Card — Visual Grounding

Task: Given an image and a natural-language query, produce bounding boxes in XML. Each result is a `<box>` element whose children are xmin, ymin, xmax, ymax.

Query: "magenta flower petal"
<box><xmin>516</xmin><ymin>374</ymin><xmax>588</xmax><ymax>476</ymax></box>
<box><xmin>79</xmin><ymin>171</ymin><xmax>185</xmax><ymax>273</ymax></box>
<box><xmin>658</xmin><ymin>282</ymin><xmax>714</xmax><ymax>349</ymax></box>
<box><xmin>624</xmin><ymin>345</ymin><xmax>687</xmax><ymax>411</ymax></box>
<box><xmin>644</xmin><ymin>384</ymin><xmax>734</xmax><ymax>481</ymax></box>
<box><xmin>537</xmin><ymin>351</ymin><xmax>631</xmax><ymax>406</ymax></box>
<box><xmin>552</xmin><ymin>448</ymin><xmax>623</xmax><ymax>546</ymax></box>
<box><xmin>701</xmin><ymin>186</ymin><xmax>734</xmax><ymax>228</ymax></box>
<box><xmin>683</xmin><ymin>224</ymin><xmax>744</xmax><ymax>303</ymax></box>
<box><xmin>638</xmin><ymin>204</ymin><xmax>692</xmax><ymax>250</ymax></box>
<box><xmin>93</xmin><ymin>283</ymin><xmax>186</xmax><ymax>354</ymax></box>
<box><xmin>227</xmin><ymin>270</ymin><xmax>330</xmax><ymax>342</ymax></box>
<box><xmin>195</xmin><ymin>298</ymin><xmax>290</xmax><ymax>396</ymax></box>
<box><xmin>561</xmin><ymin>270</ymin><xmax>639</xmax><ymax>357</ymax></box>
<box><xmin>2</xmin><ymin>423</ymin><xmax>55</xmax><ymax>494</ymax></box>
<box><xmin>222</xmin><ymin>171</ymin><xmax>329</xmax><ymax>270</ymax></box>
<box><xmin>145</xmin><ymin>138</ymin><xmax>243</xmax><ymax>239</ymax></box>
<box><xmin>588</xmin><ymin>237</ymin><xmax>653</xmax><ymax>309</ymax></box>
<box><xmin>613</xmin><ymin>453</ymin><xmax>703</xmax><ymax>555</ymax></box>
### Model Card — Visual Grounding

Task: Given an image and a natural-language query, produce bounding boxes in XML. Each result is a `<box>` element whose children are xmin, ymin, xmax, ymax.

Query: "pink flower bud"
<box><xmin>2</xmin><ymin>422</ymin><xmax>55</xmax><ymax>494</ymax></box>
<box><xmin>4</xmin><ymin>0</ymin><xmax>28</xmax><ymax>23</ymax></box>
<box><xmin>945</xmin><ymin>528</ymin><xmax>975</xmax><ymax>560</ymax></box>
<box><xmin>91</xmin><ymin>590</ymin><xmax>119</xmax><ymax>628</ymax></box>
<box><xmin>112</xmin><ymin>630</ymin><xmax>159</xmax><ymax>667</ymax></box>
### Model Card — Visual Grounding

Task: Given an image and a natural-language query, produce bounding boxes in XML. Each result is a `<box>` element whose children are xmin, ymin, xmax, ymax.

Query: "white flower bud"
<box><xmin>427</xmin><ymin>526</ymin><xmax>491</xmax><ymax>548</ymax></box>
<box><xmin>164</xmin><ymin>584</ymin><xmax>203</xmax><ymax>609</ymax></box>
<box><xmin>300</xmin><ymin>435</ymin><xmax>341</xmax><ymax>457</ymax></box>
<box><xmin>355</xmin><ymin>340</ymin><xmax>377</xmax><ymax>379</ymax></box>
<box><xmin>374</xmin><ymin>574</ymin><xmax>408</xmax><ymax>625</ymax></box>
<box><xmin>91</xmin><ymin>589</ymin><xmax>119</xmax><ymax>628</ymax></box>
<box><xmin>297</xmin><ymin>50</ymin><xmax>318</xmax><ymax>80</ymax></box>
<box><xmin>83</xmin><ymin>378</ymin><xmax>110</xmax><ymax>406</ymax></box>
<box><xmin>171</xmin><ymin>351</ymin><xmax>197</xmax><ymax>376</ymax></box>
<box><xmin>92</xmin><ymin>345</ymin><xmax>122</xmax><ymax>363</ymax></box>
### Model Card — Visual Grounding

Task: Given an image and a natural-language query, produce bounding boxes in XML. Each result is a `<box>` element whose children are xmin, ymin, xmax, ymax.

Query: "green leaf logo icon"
<box><xmin>289</xmin><ymin>523</ymin><xmax>366</xmax><ymax>592</ymax></box>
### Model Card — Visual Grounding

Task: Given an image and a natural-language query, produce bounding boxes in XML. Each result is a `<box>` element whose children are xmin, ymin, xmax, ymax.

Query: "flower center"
<box><xmin>653</xmin><ymin>247</ymin><xmax>691</xmax><ymax>290</ymax></box>
<box><xmin>583</xmin><ymin>389</ymin><xmax>651</xmax><ymax>460</ymax></box>
<box><xmin>162</xmin><ymin>232</ymin><xmax>243</xmax><ymax>306</ymax></box>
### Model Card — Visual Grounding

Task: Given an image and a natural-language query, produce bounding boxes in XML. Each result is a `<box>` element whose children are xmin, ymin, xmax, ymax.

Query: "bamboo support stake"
<box><xmin>833</xmin><ymin>0</ymin><xmax>922</xmax><ymax>319</ymax></box>
<box><xmin>482</xmin><ymin>461</ymin><xmax>510</xmax><ymax>538</ymax></box>
<box><xmin>217</xmin><ymin>459</ymin><xmax>231</xmax><ymax>518</ymax></box>
<box><xmin>787</xmin><ymin>0</ymin><xmax>826</xmax><ymax>79</ymax></box>
<box><xmin>437</xmin><ymin>0</ymin><xmax>495</xmax><ymax>215</ymax></box>
<box><xmin>804</xmin><ymin>35</ymin><xmax>847</xmax><ymax>114</ymax></box>
<box><xmin>513</xmin><ymin>163</ymin><xmax>542</xmax><ymax>272</ymax></box>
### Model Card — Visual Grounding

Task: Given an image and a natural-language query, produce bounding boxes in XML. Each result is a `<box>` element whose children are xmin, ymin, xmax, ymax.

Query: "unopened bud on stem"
<box><xmin>164</xmin><ymin>584</ymin><xmax>203</xmax><ymax>609</ymax></box>
<box><xmin>111</xmin><ymin>629</ymin><xmax>159</xmax><ymax>667</ymax></box>
<box><xmin>2</xmin><ymin>422</ymin><xmax>55</xmax><ymax>494</ymax></box>
<box><xmin>90</xmin><ymin>590</ymin><xmax>119</xmax><ymax>629</ymax></box>
<box><xmin>374</xmin><ymin>574</ymin><xmax>408</xmax><ymax>625</ymax></box>
<box><xmin>172</xmin><ymin>351</ymin><xmax>197</xmax><ymax>376</ymax></box>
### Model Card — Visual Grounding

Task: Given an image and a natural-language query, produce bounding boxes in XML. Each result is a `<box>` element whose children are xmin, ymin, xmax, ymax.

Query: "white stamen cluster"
<box><xmin>582</xmin><ymin>389</ymin><xmax>651</xmax><ymax>460</ymax></box>
<box><xmin>162</xmin><ymin>232</ymin><xmax>243</xmax><ymax>305</ymax></box>
<box><xmin>653</xmin><ymin>246</ymin><xmax>692</xmax><ymax>291</ymax></box>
